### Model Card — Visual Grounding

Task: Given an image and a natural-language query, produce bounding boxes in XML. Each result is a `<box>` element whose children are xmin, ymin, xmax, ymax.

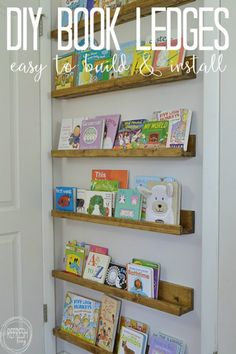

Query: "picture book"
<box><xmin>118</xmin><ymin>326</ymin><xmax>148</xmax><ymax>354</ymax></box>
<box><xmin>78</xmin><ymin>241</ymin><xmax>109</xmax><ymax>261</ymax></box>
<box><xmin>97</xmin><ymin>295</ymin><xmax>122</xmax><ymax>352</ymax></box>
<box><xmin>115</xmin><ymin>189</ymin><xmax>142</xmax><ymax>221</ymax></box>
<box><xmin>94</xmin><ymin>57</ymin><xmax>115</xmax><ymax>82</ymax></box>
<box><xmin>61</xmin><ymin>292</ymin><xmax>100</xmax><ymax>344</ymax></box>
<box><xmin>76</xmin><ymin>189</ymin><xmax>113</xmax><ymax>216</ymax></box>
<box><xmin>55</xmin><ymin>52</ymin><xmax>77</xmax><ymax>90</ymax></box>
<box><xmin>132</xmin><ymin>259</ymin><xmax>161</xmax><ymax>299</ymax></box>
<box><xmin>91</xmin><ymin>180</ymin><xmax>119</xmax><ymax>192</ymax></box>
<box><xmin>77</xmin><ymin>49</ymin><xmax>111</xmax><ymax>85</ymax></box>
<box><xmin>140</xmin><ymin>120</ymin><xmax>170</xmax><ymax>148</ymax></box>
<box><xmin>55</xmin><ymin>187</ymin><xmax>76</xmax><ymax>212</ymax></box>
<box><xmin>149</xmin><ymin>333</ymin><xmax>186</xmax><ymax>354</ymax></box>
<box><xmin>65</xmin><ymin>242</ymin><xmax>86</xmax><ymax>276</ymax></box>
<box><xmin>138</xmin><ymin>181</ymin><xmax>181</xmax><ymax>224</ymax></box>
<box><xmin>127</xmin><ymin>263</ymin><xmax>154</xmax><ymax>298</ymax></box>
<box><xmin>105</xmin><ymin>262</ymin><xmax>127</xmax><ymax>289</ymax></box>
<box><xmin>153</xmin><ymin>38</ymin><xmax>185</xmax><ymax>70</ymax></box>
<box><xmin>120</xmin><ymin>316</ymin><xmax>149</xmax><ymax>334</ymax></box>
<box><xmin>131</xmin><ymin>46</ymin><xmax>154</xmax><ymax>76</ymax></box>
<box><xmin>58</xmin><ymin>117</ymin><xmax>87</xmax><ymax>150</ymax></box>
<box><xmin>83</xmin><ymin>252</ymin><xmax>111</xmax><ymax>283</ymax></box>
<box><xmin>80</xmin><ymin>118</ymin><xmax>105</xmax><ymax>149</ymax></box>
<box><xmin>118</xmin><ymin>41</ymin><xmax>138</xmax><ymax>77</ymax></box>
<box><xmin>61</xmin><ymin>0</ymin><xmax>87</xmax><ymax>27</ymax></box>
<box><xmin>155</xmin><ymin>109</ymin><xmax>192</xmax><ymax>151</ymax></box>
<box><xmin>92</xmin><ymin>170</ymin><xmax>129</xmax><ymax>189</ymax></box>
<box><xmin>95</xmin><ymin>114</ymin><xmax>121</xmax><ymax>149</ymax></box>
<box><xmin>114</xmin><ymin>119</ymin><xmax>147</xmax><ymax>150</ymax></box>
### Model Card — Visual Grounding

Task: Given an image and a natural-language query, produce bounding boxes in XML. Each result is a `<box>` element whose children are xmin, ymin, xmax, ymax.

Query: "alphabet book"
<box><xmin>83</xmin><ymin>252</ymin><xmax>111</xmax><ymax>284</ymax></box>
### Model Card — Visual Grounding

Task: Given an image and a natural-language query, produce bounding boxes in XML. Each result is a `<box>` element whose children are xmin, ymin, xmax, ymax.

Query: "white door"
<box><xmin>0</xmin><ymin>1</ymin><xmax>45</xmax><ymax>353</ymax></box>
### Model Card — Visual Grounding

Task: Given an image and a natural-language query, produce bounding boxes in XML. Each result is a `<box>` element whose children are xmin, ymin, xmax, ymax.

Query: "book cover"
<box><xmin>55</xmin><ymin>52</ymin><xmax>77</xmax><ymax>90</ymax></box>
<box><xmin>61</xmin><ymin>0</ymin><xmax>88</xmax><ymax>27</ymax></box>
<box><xmin>157</xmin><ymin>332</ymin><xmax>186</xmax><ymax>354</ymax></box>
<box><xmin>80</xmin><ymin>118</ymin><xmax>105</xmax><ymax>149</ymax></box>
<box><xmin>55</xmin><ymin>187</ymin><xmax>76</xmax><ymax>212</ymax></box>
<box><xmin>65</xmin><ymin>242</ymin><xmax>86</xmax><ymax>276</ymax></box>
<box><xmin>115</xmin><ymin>189</ymin><xmax>142</xmax><ymax>221</ymax></box>
<box><xmin>118</xmin><ymin>41</ymin><xmax>138</xmax><ymax>77</ymax></box>
<box><xmin>149</xmin><ymin>333</ymin><xmax>186</xmax><ymax>354</ymax></box>
<box><xmin>86</xmin><ymin>191</ymin><xmax>113</xmax><ymax>217</ymax></box>
<box><xmin>156</xmin><ymin>109</ymin><xmax>192</xmax><ymax>151</ymax></box>
<box><xmin>132</xmin><ymin>259</ymin><xmax>161</xmax><ymax>299</ymax></box>
<box><xmin>153</xmin><ymin>38</ymin><xmax>185</xmax><ymax>71</ymax></box>
<box><xmin>140</xmin><ymin>120</ymin><xmax>170</xmax><ymax>148</ymax></box>
<box><xmin>91</xmin><ymin>180</ymin><xmax>119</xmax><ymax>192</ymax></box>
<box><xmin>127</xmin><ymin>263</ymin><xmax>153</xmax><ymax>298</ymax></box>
<box><xmin>114</xmin><ymin>119</ymin><xmax>147</xmax><ymax>150</ymax></box>
<box><xmin>95</xmin><ymin>114</ymin><xmax>121</xmax><ymax>149</ymax></box>
<box><xmin>61</xmin><ymin>292</ymin><xmax>101</xmax><ymax>344</ymax></box>
<box><xmin>131</xmin><ymin>46</ymin><xmax>154</xmax><ymax>76</ymax></box>
<box><xmin>94</xmin><ymin>57</ymin><xmax>115</xmax><ymax>82</ymax></box>
<box><xmin>118</xmin><ymin>326</ymin><xmax>148</xmax><ymax>354</ymax></box>
<box><xmin>97</xmin><ymin>295</ymin><xmax>122</xmax><ymax>352</ymax></box>
<box><xmin>83</xmin><ymin>252</ymin><xmax>111</xmax><ymax>283</ymax></box>
<box><xmin>92</xmin><ymin>170</ymin><xmax>129</xmax><ymax>189</ymax></box>
<box><xmin>105</xmin><ymin>262</ymin><xmax>127</xmax><ymax>289</ymax></box>
<box><xmin>119</xmin><ymin>316</ymin><xmax>149</xmax><ymax>334</ymax></box>
<box><xmin>58</xmin><ymin>117</ymin><xmax>87</xmax><ymax>150</ymax></box>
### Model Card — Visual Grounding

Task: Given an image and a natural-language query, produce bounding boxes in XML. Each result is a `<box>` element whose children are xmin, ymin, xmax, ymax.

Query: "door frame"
<box><xmin>40</xmin><ymin>1</ymin><xmax>56</xmax><ymax>354</ymax></box>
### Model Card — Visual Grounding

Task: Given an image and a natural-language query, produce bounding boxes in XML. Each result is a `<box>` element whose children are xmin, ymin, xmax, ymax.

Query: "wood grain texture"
<box><xmin>52</xmin><ymin>270</ymin><xmax>194</xmax><ymax>316</ymax></box>
<box><xmin>51</xmin><ymin>0</ymin><xmax>196</xmax><ymax>41</ymax></box>
<box><xmin>52</xmin><ymin>56</ymin><xmax>196</xmax><ymax>99</ymax></box>
<box><xmin>52</xmin><ymin>135</ymin><xmax>196</xmax><ymax>158</ymax></box>
<box><xmin>51</xmin><ymin>210</ymin><xmax>195</xmax><ymax>235</ymax></box>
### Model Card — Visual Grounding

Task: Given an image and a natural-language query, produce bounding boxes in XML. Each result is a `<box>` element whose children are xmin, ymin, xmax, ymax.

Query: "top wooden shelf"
<box><xmin>51</xmin><ymin>0</ymin><xmax>196</xmax><ymax>41</ymax></box>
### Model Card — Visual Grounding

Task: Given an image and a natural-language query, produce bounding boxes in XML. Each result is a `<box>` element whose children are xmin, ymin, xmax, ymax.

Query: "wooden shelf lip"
<box><xmin>52</xmin><ymin>56</ymin><xmax>196</xmax><ymax>99</ymax></box>
<box><xmin>52</xmin><ymin>135</ymin><xmax>196</xmax><ymax>158</ymax></box>
<box><xmin>51</xmin><ymin>209</ymin><xmax>195</xmax><ymax>235</ymax></box>
<box><xmin>52</xmin><ymin>270</ymin><xmax>194</xmax><ymax>316</ymax></box>
<box><xmin>51</xmin><ymin>0</ymin><xmax>196</xmax><ymax>41</ymax></box>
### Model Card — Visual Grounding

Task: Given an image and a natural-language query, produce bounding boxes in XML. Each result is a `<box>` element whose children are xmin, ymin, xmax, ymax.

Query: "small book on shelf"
<box><xmin>149</xmin><ymin>332</ymin><xmax>186</xmax><ymax>354</ymax></box>
<box><xmin>115</xmin><ymin>189</ymin><xmax>142</xmax><ymax>221</ymax></box>
<box><xmin>77</xmin><ymin>189</ymin><xmax>113</xmax><ymax>217</ymax></box>
<box><xmin>95</xmin><ymin>114</ymin><xmax>121</xmax><ymax>149</ymax></box>
<box><xmin>127</xmin><ymin>263</ymin><xmax>154</xmax><ymax>298</ymax></box>
<box><xmin>55</xmin><ymin>187</ymin><xmax>76</xmax><ymax>212</ymax></box>
<box><xmin>58</xmin><ymin>117</ymin><xmax>87</xmax><ymax>150</ymax></box>
<box><xmin>92</xmin><ymin>169</ymin><xmax>129</xmax><ymax>189</ymax></box>
<box><xmin>83</xmin><ymin>252</ymin><xmax>111</xmax><ymax>284</ymax></box>
<box><xmin>80</xmin><ymin>118</ymin><xmax>106</xmax><ymax>150</ymax></box>
<box><xmin>65</xmin><ymin>241</ymin><xmax>86</xmax><ymax>276</ymax></box>
<box><xmin>105</xmin><ymin>262</ymin><xmax>127</xmax><ymax>290</ymax></box>
<box><xmin>55</xmin><ymin>52</ymin><xmax>77</xmax><ymax>90</ymax></box>
<box><xmin>118</xmin><ymin>326</ymin><xmax>148</xmax><ymax>354</ymax></box>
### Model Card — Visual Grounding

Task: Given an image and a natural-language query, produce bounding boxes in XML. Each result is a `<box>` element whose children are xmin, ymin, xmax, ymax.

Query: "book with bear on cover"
<box><xmin>55</xmin><ymin>187</ymin><xmax>76</xmax><ymax>212</ymax></box>
<box><xmin>65</xmin><ymin>241</ymin><xmax>86</xmax><ymax>276</ymax></box>
<box><xmin>118</xmin><ymin>326</ymin><xmax>148</xmax><ymax>354</ymax></box>
<box><xmin>95</xmin><ymin>114</ymin><xmax>121</xmax><ymax>149</ymax></box>
<box><xmin>80</xmin><ymin>118</ymin><xmax>105</xmax><ymax>149</ymax></box>
<box><xmin>115</xmin><ymin>189</ymin><xmax>142</xmax><ymax>221</ymax></box>
<box><xmin>140</xmin><ymin>120</ymin><xmax>170</xmax><ymax>148</ymax></box>
<box><xmin>127</xmin><ymin>263</ymin><xmax>154</xmax><ymax>298</ymax></box>
<box><xmin>61</xmin><ymin>292</ymin><xmax>101</xmax><ymax>344</ymax></box>
<box><xmin>77</xmin><ymin>189</ymin><xmax>113</xmax><ymax>217</ymax></box>
<box><xmin>114</xmin><ymin>119</ymin><xmax>147</xmax><ymax>150</ymax></box>
<box><xmin>92</xmin><ymin>170</ymin><xmax>129</xmax><ymax>189</ymax></box>
<box><xmin>149</xmin><ymin>333</ymin><xmax>186</xmax><ymax>354</ymax></box>
<box><xmin>154</xmin><ymin>109</ymin><xmax>192</xmax><ymax>151</ymax></box>
<box><xmin>55</xmin><ymin>52</ymin><xmax>77</xmax><ymax>90</ymax></box>
<box><xmin>105</xmin><ymin>262</ymin><xmax>127</xmax><ymax>289</ymax></box>
<box><xmin>58</xmin><ymin>117</ymin><xmax>87</xmax><ymax>150</ymax></box>
<box><xmin>96</xmin><ymin>295</ymin><xmax>122</xmax><ymax>352</ymax></box>
<box><xmin>83</xmin><ymin>252</ymin><xmax>111</xmax><ymax>284</ymax></box>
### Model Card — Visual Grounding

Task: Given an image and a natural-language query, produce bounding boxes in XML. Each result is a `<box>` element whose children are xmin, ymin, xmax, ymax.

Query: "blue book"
<box><xmin>149</xmin><ymin>333</ymin><xmax>186</xmax><ymax>354</ymax></box>
<box><xmin>115</xmin><ymin>189</ymin><xmax>142</xmax><ymax>221</ymax></box>
<box><xmin>55</xmin><ymin>186</ymin><xmax>76</xmax><ymax>212</ymax></box>
<box><xmin>61</xmin><ymin>0</ymin><xmax>88</xmax><ymax>27</ymax></box>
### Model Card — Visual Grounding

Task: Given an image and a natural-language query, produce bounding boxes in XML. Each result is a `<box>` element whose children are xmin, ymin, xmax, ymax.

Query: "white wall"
<box><xmin>52</xmin><ymin>2</ymin><xmax>203</xmax><ymax>353</ymax></box>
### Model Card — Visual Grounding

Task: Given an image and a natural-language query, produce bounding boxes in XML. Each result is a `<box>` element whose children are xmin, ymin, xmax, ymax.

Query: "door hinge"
<box><xmin>43</xmin><ymin>304</ymin><xmax>48</xmax><ymax>323</ymax></box>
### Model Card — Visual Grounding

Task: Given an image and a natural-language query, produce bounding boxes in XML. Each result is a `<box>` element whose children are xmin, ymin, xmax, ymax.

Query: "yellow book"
<box><xmin>55</xmin><ymin>52</ymin><xmax>77</xmax><ymax>90</ymax></box>
<box><xmin>131</xmin><ymin>46</ymin><xmax>154</xmax><ymax>76</ymax></box>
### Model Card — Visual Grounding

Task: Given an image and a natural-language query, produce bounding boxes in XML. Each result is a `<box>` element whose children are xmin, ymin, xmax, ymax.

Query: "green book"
<box><xmin>141</xmin><ymin>120</ymin><xmax>170</xmax><ymax>148</ymax></box>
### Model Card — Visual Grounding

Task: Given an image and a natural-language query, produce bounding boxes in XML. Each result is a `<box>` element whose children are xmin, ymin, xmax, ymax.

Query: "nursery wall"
<box><xmin>52</xmin><ymin>1</ymin><xmax>203</xmax><ymax>353</ymax></box>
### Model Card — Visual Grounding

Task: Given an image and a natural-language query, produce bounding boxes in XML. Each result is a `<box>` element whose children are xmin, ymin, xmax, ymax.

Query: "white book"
<box><xmin>127</xmin><ymin>263</ymin><xmax>154</xmax><ymax>298</ymax></box>
<box><xmin>83</xmin><ymin>252</ymin><xmax>111</xmax><ymax>284</ymax></box>
<box><xmin>58</xmin><ymin>117</ymin><xmax>87</xmax><ymax>150</ymax></box>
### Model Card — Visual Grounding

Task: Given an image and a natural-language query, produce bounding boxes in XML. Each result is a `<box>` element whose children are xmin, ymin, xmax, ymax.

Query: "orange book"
<box><xmin>92</xmin><ymin>170</ymin><xmax>129</xmax><ymax>189</ymax></box>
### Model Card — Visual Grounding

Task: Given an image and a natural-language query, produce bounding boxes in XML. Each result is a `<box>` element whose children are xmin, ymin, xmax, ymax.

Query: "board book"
<box><xmin>80</xmin><ymin>118</ymin><xmax>105</xmax><ymax>149</ymax></box>
<box><xmin>95</xmin><ymin>114</ymin><xmax>121</xmax><ymax>149</ymax></box>
<box><xmin>140</xmin><ymin>120</ymin><xmax>170</xmax><ymax>148</ymax></box>
<box><xmin>58</xmin><ymin>117</ymin><xmax>87</xmax><ymax>150</ymax></box>
<box><xmin>55</xmin><ymin>52</ymin><xmax>77</xmax><ymax>90</ymax></box>
<box><xmin>83</xmin><ymin>252</ymin><xmax>111</xmax><ymax>284</ymax></box>
<box><xmin>114</xmin><ymin>119</ymin><xmax>147</xmax><ymax>150</ymax></box>
<box><xmin>92</xmin><ymin>170</ymin><xmax>129</xmax><ymax>189</ymax></box>
<box><xmin>55</xmin><ymin>187</ymin><xmax>76</xmax><ymax>212</ymax></box>
<box><xmin>77</xmin><ymin>189</ymin><xmax>113</xmax><ymax>217</ymax></box>
<box><xmin>65</xmin><ymin>242</ymin><xmax>86</xmax><ymax>276</ymax></box>
<box><xmin>105</xmin><ymin>262</ymin><xmax>127</xmax><ymax>290</ymax></box>
<box><xmin>118</xmin><ymin>326</ymin><xmax>148</xmax><ymax>354</ymax></box>
<box><xmin>115</xmin><ymin>189</ymin><xmax>142</xmax><ymax>221</ymax></box>
<box><xmin>127</xmin><ymin>263</ymin><xmax>154</xmax><ymax>298</ymax></box>
<box><xmin>149</xmin><ymin>333</ymin><xmax>186</xmax><ymax>354</ymax></box>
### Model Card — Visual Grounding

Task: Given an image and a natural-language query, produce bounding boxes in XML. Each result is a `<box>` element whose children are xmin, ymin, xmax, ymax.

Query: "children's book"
<box><xmin>97</xmin><ymin>295</ymin><xmax>122</xmax><ymax>352</ymax></box>
<box><xmin>80</xmin><ymin>242</ymin><xmax>109</xmax><ymax>257</ymax></box>
<box><xmin>119</xmin><ymin>316</ymin><xmax>149</xmax><ymax>334</ymax></box>
<box><xmin>83</xmin><ymin>252</ymin><xmax>111</xmax><ymax>283</ymax></box>
<box><xmin>55</xmin><ymin>52</ymin><xmax>77</xmax><ymax>90</ymax></box>
<box><xmin>131</xmin><ymin>46</ymin><xmax>154</xmax><ymax>76</ymax></box>
<box><xmin>95</xmin><ymin>114</ymin><xmax>121</xmax><ymax>149</ymax></box>
<box><xmin>94</xmin><ymin>57</ymin><xmax>115</xmax><ymax>82</ymax></box>
<box><xmin>65</xmin><ymin>242</ymin><xmax>86</xmax><ymax>276</ymax></box>
<box><xmin>118</xmin><ymin>326</ymin><xmax>148</xmax><ymax>354</ymax></box>
<box><xmin>77</xmin><ymin>189</ymin><xmax>113</xmax><ymax>216</ymax></box>
<box><xmin>114</xmin><ymin>119</ymin><xmax>147</xmax><ymax>150</ymax></box>
<box><xmin>140</xmin><ymin>120</ymin><xmax>170</xmax><ymax>148</ymax></box>
<box><xmin>80</xmin><ymin>118</ymin><xmax>105</xmax><ymax>149</ymax></box>
<box><xmin>153</xmin><ymin>38</ymin><xmax>185</xmax><ymax>70</ymax></box>
<box><xmin>61</xmin><ymin>0</ymin><xmax>88</xmax><ymax>27</ymax></box>
<box><xmin>155</xmin><ymin>109</ymin><xmax>192</xmax><ymax>151</ymax></box>
<box><xmin>55</xmin><ymin>187</ymin><xmax>76</xmax><ymax>212</ymax></box>
<box><xmin>118</xmin><ymin>41</ymin><xmax>139</xmax><ymax>77</ymax></box>
<box><xmin>105</xmin><ymin>262</ymin><xmax>127</xmax><ymax>289</ymax></box>
<box><xmin>58</xmin><ymin>117</ymin><xmax>87</xmax><ymax>150</ymax></box>
<box><xmin>61</xmin><ymin>292</ymin><xmax>101</xmax><ymax>344</ymax></box>
<box><xmin>132</xmin><ymin>259</ymin><xmax>161</xmax><ymax>299</ymax></box>
<box><xmin>149</xmin><ymin>333</ymin><xmax>186</xmax><ymax>354</ymax></box>
<box><xmin>92</xmin><ymin>170</ymin><xmax>129</xmax><ymax>189</ymax></box>
<box><xmin>99</xmin><ymin>0</ymin><xmax>124</xmax><ymax>8</ymax></box>
<box><xmin>115</xmin><ymin>189</ymin><xmax>142</xmax><ymax>221</ymax></box>
<box><xmin>127</xmin><ymin>263</ymin><xmax>154</xmax><ymax>298</ymax></box>
<box><xmin>91</xmin><ymin>180</ymin><xmax>119</xmax><ymax>192</ymax></box>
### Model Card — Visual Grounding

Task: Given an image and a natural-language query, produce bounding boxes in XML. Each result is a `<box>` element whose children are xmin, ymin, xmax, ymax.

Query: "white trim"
<box><xmin>201</xmin><ymin>1</ymin><xmax>220</xmax><ymax>353</ymax></box>
<box><xmin>40</xmin><ymin>1</ymin><xmax>56</xmax><ymax>354</ymax></box>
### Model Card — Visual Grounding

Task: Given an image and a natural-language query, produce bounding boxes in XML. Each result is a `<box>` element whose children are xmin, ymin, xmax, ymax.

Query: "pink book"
<box><xmin>95</xmin><ymin>114</ymin><xmax>121</xmax><ymax>149</ymax></box>
<box><xmin>90</xmin><ymin>244</ymin><xmax>109</xmax><ymax>255</ymax></box>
